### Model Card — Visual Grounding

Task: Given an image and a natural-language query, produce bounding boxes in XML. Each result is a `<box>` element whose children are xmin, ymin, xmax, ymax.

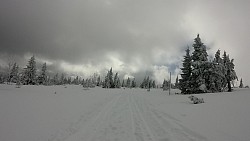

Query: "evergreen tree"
<box><xmin>23</xmin><ymin>55</ymin><xmax>37</xmax><ymax>85</ymax></box>
<box><xmin>175</xmin><ymin>75</ymin><xmax>179</xmax><ymax>89</ymax></box>
<box><xmin>223</xmin><ymin>51</ymin><xmax>237</xmax><ymax>92</ymax></box>
<box><xmin>140</xmin><ymin>76</ymin><xmax>153</xmax><ymax>89</ymax></box>
<box><xmin>152</xmin><ymin>80</ymin><xmax>156</xmax><ymax>88</ymax></box>
<box><xmin>103</xmin><ymin>76</ymin><xmax>109</xmax><ymax>88</ymax></box>
<box><xmin>140</xmin><ymin>77</ymin><xmax>147</xmax><ymax>88</ymax></box>
<box><xmin>162</xmin><ymin>79</ymin><xmax>169</xmax><ymax>91</ymax></box>
<box><xmin>72</xmin><ymin>76</ymin><xmax>80</xmax><ymax>85</ymax></box>
<box><xmin>60</xmin><ymin>73</ymin><xmax>65</xmax><ymax>85</ymax></box>
<box><xmin>209</xmin><ymin>50</ymin><xmax>226</xmax><ymax>92</ymax></box>
<box><xmin>131</xmin><ymin>78</ymin><xmax>136</xmax><ymax>88</ymax></box>
<box><xmin>146</xmin><ymin>76</ymin><xmax>150</xmax><ymax>89</ymax></box>
<box><xmin>38</xmin><ymin>63</ymin><xmax>47</xmax><ymax>85</ymax></box>
<box><xmin>126</xmin><ymin>77</ymin><xmax>131</xmax><ymax>88</ymax></box>
<box><xmin>0</xmin><ymin>74</ymin><xmax>4</xmax><ymax>84</ymax></box>
<box><xmin>9</xmin><ymin>62</ymin><xmax>19</xmax><ymax>83</ymax></box>
<box><xmin>117</xmin><ymin>77</ymin><xmax>121</xmax><ymax>88</ymax></box>
<box><xmin>108</xmin><ymin>68</ymin><xmax>114</xmax><ymax>88</ymax></box>
<box><xmin>46</xmin><ymin>76</ymin><xmax>51</xmax><ymax>85</ymax></box>
<box><xmin>190</xmin><ymin>34</ymin><xmax>209</xmax><ymax>93</ymax></box>
<box><xmin>88</xmin><ymin>77</ymin><xmax>95</xmax><ymax>88</ymax></box>
<box><xmin>148</xmin><ymin>80</ymin><xmax>152</xmax><ymax>89</ymax></box>
<box><xmin>122</xmin><ymin>79</ymin><xmax>125</xmax><ymax>87</ymax></box>
<box><xmin>83</xmin><ymin>78</ymin><xmax>88</xmax><ymax>88</ymax></box>
<box><xmin>96</xmin><ymin>75</ymin><xmax>101</xmax><ymax>86</ymax></box>
<box><xmin>239</xmin><ymin>78</ymin><xmax>243</xmax><ymax>88</ymax></box>
<box><xmin>52</xmin><ymin>73</ymin><xmax>59</xmax><ymax>85</ymax></box>
<box><xmin>16</xmin><ymin>74</ymin><xmax>21</xmax><ymax>88</ymax></box>
<box><xmin>67</xmin><ymin>77</ymin><xmax>72</xmax><ymax>84</ymax></box>
<box><xmin>192</xmin><ymin>34</ymin><xmax>208</xmax><ymax>62</ymax></box>
<box><xmin>103</xmin><ymin>68</ymin><xmax>114</xmax><ymax>88</ymax></box>
<box><xmin>113</xmin><ymin>72</ymin><xmax>119</xmax><ymax>88</ymax></box>
<box><xmin>214</xmin><ymin>49</ymin><xmax>223</xmax><ymax>63</ymax></box>
<box><xmin>83</xmin><ymin>78</ymin><xmax>89</xmax><ymax>88</ymax></box>
<box><xmin>179</xmin><ymin>35</ymin><xmax>238</xmax><ymax>94</ymax></box>
<box><xmin>81</xmin><ymin>79</ymin><xmax>85</xmax><ymax>86</ymax></box>
<box><xmin>63</xmin><ymin>77</ymin><xmax>68</xmax><ymax>85</ymax></box>
<box><xmin>179</xmin><ymin>47</ymin><xmax>192</xmax><ymax>94</ymax></box>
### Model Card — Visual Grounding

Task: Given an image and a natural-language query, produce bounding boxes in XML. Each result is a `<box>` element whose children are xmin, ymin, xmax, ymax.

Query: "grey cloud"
<box><xmin>0</xmin><ymin>0</ymin><xmax>250</xmax><ymax>84</ymax></box>
<box><xmin>0</xmin><ymin>0</ymin><xmax>190</xmax><ymax>63</ymax></box>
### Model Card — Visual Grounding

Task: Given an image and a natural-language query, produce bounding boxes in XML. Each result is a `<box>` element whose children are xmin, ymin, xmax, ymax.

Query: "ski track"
<box><xmin>48</xmin><ymin>93</ymin><xmax>122</xmax><ymax>141</ymax></box>
<box><xmin>133</xmin><ymin>93</ymin><xmax>207</xmax><ymax>141</ymax></box>
<box><xmin>49</xmin><ymin>91</ymin><xmax>207</xmax><ymax>141</ymax></box>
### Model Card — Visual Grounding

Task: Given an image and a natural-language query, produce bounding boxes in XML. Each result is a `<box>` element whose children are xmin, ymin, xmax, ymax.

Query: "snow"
<box><xmin>0</xmin><ymin>84</ymin><xmax>250</xmax><ymax>141</ymax></box>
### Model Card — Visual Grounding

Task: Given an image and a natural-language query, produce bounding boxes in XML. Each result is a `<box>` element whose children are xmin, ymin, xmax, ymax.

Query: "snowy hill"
<box><xmin>0</xmin><ymin>84</ymin><xmax>249</xmax><ymax>141</ymax></box>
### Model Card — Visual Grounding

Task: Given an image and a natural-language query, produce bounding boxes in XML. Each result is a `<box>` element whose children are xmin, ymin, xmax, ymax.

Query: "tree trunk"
<box><xmin>227</xmin><ymin>69</ymin><xmax>232</xmax><ymax>92</ymax></box>
<box><xmin>227</xmin><ymin>81</ymin><xmax>232</xmax><ymax>92</ymax></box>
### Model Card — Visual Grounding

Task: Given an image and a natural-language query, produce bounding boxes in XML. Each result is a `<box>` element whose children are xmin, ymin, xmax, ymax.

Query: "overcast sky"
<box><xmin>0</xmin><ymin>0</ymin><xmax>250</xmax><ymax>85</ymax></box>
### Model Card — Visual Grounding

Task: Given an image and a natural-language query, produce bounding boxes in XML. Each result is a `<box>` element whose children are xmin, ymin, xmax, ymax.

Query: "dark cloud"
<box><xmin>0</xmin><ymin>0</ymin><xmax>250</xmax><ymax>84</ymax></box>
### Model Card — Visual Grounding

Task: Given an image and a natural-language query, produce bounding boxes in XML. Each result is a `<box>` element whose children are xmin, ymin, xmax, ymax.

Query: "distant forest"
<box><xmin>1</xmin><ymin>34</ymin><xmax>246</xmax><ymax>94</ymax></box>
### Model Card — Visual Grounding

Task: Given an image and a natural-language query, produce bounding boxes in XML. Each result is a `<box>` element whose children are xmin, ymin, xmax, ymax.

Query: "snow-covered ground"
<box><xmin>0</xmin><ymin>84</ymin><xmax>249</xmax><ymax>141</ymax></box>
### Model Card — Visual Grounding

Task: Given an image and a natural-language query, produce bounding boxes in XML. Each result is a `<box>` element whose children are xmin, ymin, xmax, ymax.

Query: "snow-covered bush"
<box><xmin>188</xmin><ymin>95</ymin><xmax>204</xmax><ymax>104</ymax></box>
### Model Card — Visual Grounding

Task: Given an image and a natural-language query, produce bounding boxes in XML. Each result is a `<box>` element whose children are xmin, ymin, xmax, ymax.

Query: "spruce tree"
<box><xmin>209</xmin><ymin>50</ymin><xmax>226</xmax><ymax>92</ymax></box>
<box><xmin>152</xmin><ymin>80</ymin><xmax>156</xmax><ymax>88</ymax></box>
<box><xmin>73</xmin><ymin>76</ymin><xmax>80</xmax><ymax>85</ymax></box>
<box><xmin>175</xmin><ymin>75</ymin><xmax>179</xmax><ymax>89</ymax></box>
<box><xmin>223</xmin><ymin>51</ymin><xmax>237</xmax><ymax>92</ymax></box>
<box><xmin>179</xmin><ymin>47</ymin><xmax>192</xmax><ymax>94</ymax></box>
<box><xmin>180</xmin><ymin>35</ymin><xmax>238</xmax><ymax>94</ymax></box>
<box><xmin>122</xmin><ymin>79</ymin><xmax>125</xmax><ymax>87</ymax></box>
<box><xmin>52</xmin><ymin>73</ymin><xmax>59</xmax><ymax>85</ymax></box>
<box><xmin>214</xmin><ymin>49</ymin><xmax>223</xmax><ymax>63</ymax></box>
<box><xmin>60</xmin><ymin>73</ymin><xmax>65</xmax><ymax>85</ymax></box>
<box><xmin>16</xmin><ymin>75</ymin><xmax>21</xmax><ymax>88</ymax></box>
<box><xmin>148</xmin><ymin>80</ymin><xmax>152</xmax><ymax>89</ymax></box>
<box><xmin>67</xmin><ymin>77</ymin><xmax>72</xmax><ymax>84</ymax></box>
<box><xmin>113</xmin><ymin>72</ymin><xmax>119</xmax><ymax>88</ymax></box>
<box><xmin>63</xmin><ymin>77</ymin><xmax>68</xmax><ymax>85</ymax></box>
<box><xmin>117</xmin><ymin>77</ymin><xmax>121</xmax><ymax>88</ymax></box>
<box><xmin>239</xmin><ymin>78</ymin><xmax>243</xmax><ymax>88</ymax></box>
<box><xmin>103</xmin><ymin>76</ymin><xmax>109</xmax><ymax>88</ymax></box>
<box><xmin>131</xmin><ymin>78</ymin><xmax>136</xmax><ymax>88</ymax></box>
<box><xmin>126</xmin><ymin>77</ymin><xmax>131</xmax><ymax>88</ymax></box>
<box><xmin>103</xmin><ymin>68</ymin><xmax>115</xmax><ymax>88</ymax></box>
<box><xmin>108</xmin><ymin>68</ymin><xmax>114</xmax><ymax>88</ymax></box>
<box><xmin>23</xmin><ymin>55</ymin><xmax>37</xmax><ymax>85</ymax></box>
<box><xmin>9</xmin><ymin>62</ymin><xmax>19</xmax><ymax>83</ymax></box>
<box><xmin>38</xmin><ymin>63</ymin><xmax>47</xmax><ymax>85</ymax></box>
<box><xmin>140</xmin><ymin>77</ymin><xmax>146</xmax><ymax>88</ymax></box>
<box><xmin>146</xmin><ymin>76</ymin><xmax>150</xmax><ymax>89</ymax></box>
<box><xmin>0</xmin><ymin>74</ymin><xmax>4</xmax><ymax>84</ymax></box>
<box><xmin>190</xmin><ymin>34</ymin><xmax>209</xmax><ymax>93</ymax></box>
<box><xmin>162</xmin><ymin>79</ymin><xmax>169</xmax><ymax>91</ymax></box>
<box><xmin>97</xmin><ymin>76</ymin><xmax>101</xmax><ymax>86</ymax></box>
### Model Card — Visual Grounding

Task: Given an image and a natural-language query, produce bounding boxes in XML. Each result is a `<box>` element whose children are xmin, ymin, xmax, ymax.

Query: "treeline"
<box><xmin>179</xmin><ymin>34</ymin><xmax>237</xmax><ymax>94</ymax></box>
<box><xmin>1</xmin><ymin>34</ymin><xmax>244</xmax><ymax>92</ymax></box>
<box><xmin>0</xmin><ymin>56</ymin><xmax>90</xmax><ymax>86</ymax></box>
<box><xmin>0</xmin><ymin>56</ymin><xmax>150</xmax><ymax>89</ymax></box>
<box><xmin>103</xmin><ymin>68</ymin><xmax>137</xmax><ymax>88</ymax></box>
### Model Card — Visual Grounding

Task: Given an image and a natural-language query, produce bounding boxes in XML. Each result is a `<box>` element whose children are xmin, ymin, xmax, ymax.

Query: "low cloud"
<box><xmin>0</xmin><ymin>0</ymin><xmax>249</xmax><ymax>84</ymax></box>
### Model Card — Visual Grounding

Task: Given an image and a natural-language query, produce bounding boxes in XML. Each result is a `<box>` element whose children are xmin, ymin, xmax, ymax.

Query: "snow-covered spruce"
<box><xmin>179</xmin><ymin>34</ymin><xmax>237</xmax><ymax>94</ymax></box>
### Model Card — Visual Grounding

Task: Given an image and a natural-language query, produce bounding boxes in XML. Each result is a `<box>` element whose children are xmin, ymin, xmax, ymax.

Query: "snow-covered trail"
<box><xmin>130</xmin><ymin>93</ymin><xmax>207</xmax><ymax>141</ymax></box>
<box><xmin>49</xmin><ymin>89</ymin><xmax>206</xmax><ymax>141</ymax></box>
<box><xmin>2</xmin><ymin>85</ymin><xmax>249</xmax><ymax>141</ymax></box>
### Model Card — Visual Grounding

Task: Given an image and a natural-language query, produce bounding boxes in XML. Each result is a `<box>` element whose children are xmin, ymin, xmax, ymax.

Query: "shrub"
<box><xmin>188</xmin><ymin>95</ymin><xmax>204</xmax><ymax>104</ymax></box>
